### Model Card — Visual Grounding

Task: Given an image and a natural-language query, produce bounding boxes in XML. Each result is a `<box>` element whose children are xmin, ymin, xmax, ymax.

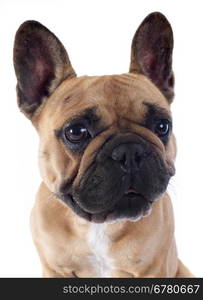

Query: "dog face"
<box><xmin>14</xmin><ymin>12</ymin><xmax>176</xmax><ymax>223</ymax></box>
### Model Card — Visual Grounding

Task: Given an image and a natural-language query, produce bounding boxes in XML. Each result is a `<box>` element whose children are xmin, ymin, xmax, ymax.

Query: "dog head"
<box><xmin>14</xmin><ymin>12</ymin><xmax>176</xmax><ymax>223</ymax></box>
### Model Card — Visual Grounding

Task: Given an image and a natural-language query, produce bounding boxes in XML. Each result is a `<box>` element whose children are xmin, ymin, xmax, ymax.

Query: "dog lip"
<box><xmin>125</xmin><ymin>188</ymin><xmax>138</xmax><ymax>193</ymax></box>
<box><xmin>71</xmin><ymin>194</ymin><xmax>112</xmax><ymax>223</ymax></box>
<box><xmin>61</xmin><ymin>193</ymin><xmax>115</xmax><ymax>223</ymax></box>
<box><xmin>59</xmin><ymin>191</ymin><xmax>153</xmax><ymax>224</ymax></box>
<box><xmin>124</xmin><ymin>187</ymin><xmax>141</xmax><ymax>196</ymax></box>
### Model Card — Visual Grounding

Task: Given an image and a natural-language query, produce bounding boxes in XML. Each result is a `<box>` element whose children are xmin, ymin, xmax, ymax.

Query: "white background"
<box><xmin>0</xmin><ymin>0</ymin><xmax>202</xmax><ymax>277</ymax></box>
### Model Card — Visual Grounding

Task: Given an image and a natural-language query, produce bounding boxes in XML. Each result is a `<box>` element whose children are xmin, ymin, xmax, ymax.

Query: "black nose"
<box><xmin>111</xmin><ymin>143</ymin><xmax>148</xmax><ymax>173</ymax></box>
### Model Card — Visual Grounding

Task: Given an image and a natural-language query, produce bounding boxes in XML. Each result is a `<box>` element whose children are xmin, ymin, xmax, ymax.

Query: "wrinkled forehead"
<box><xmin>38</xmin><ymin>73</ymin><xmax>171</xmax><ymax>129</ymax></box>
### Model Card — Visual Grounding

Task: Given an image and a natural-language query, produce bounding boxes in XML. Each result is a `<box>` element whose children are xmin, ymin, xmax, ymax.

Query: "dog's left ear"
<box><xmin>14</xmin><ymin>21</ymin><xmax>76</xmax><ymax>118</ymax></box>
<box><xmin>130</xmin><ymin>12</ymin><xmax>174</xmax><ymax>102</ymax></box>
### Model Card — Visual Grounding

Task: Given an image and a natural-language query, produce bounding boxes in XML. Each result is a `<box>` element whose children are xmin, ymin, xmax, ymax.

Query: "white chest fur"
<box><xmin>87</xmin><ymin>223</ymin><xmax>114</xmax><ymax>277</ymax></box>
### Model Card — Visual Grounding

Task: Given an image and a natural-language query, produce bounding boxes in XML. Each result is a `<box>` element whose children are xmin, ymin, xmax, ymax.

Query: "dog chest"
<box><xmin>87</xmin><ymin>223</ymin><xmax>115</xmax><ymax>277</ymax></box>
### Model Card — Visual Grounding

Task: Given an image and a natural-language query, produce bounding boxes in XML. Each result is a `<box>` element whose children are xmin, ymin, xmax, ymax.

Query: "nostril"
<box><xmin>134</xmin><ymin>149</ymin><xmax>148</xmax><ymax>167</ymax></box>
<box><xmin>134</xmin><ymin>153</ymin><xmax>142</xmax><ymax>166</ymax></box>
<box><xmin>111</xmin><ymin>146</ymin><xmax>129</xmax><ymax>172</ymax></box>
<box><xmin>120</xmin><ymin>153</ymin><xmax>127</xmax><ymax>166</ymax></box>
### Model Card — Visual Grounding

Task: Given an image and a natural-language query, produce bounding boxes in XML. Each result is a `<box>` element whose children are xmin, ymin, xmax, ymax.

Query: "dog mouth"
<box><xmin>125</xmin><ymin>188</ymin><xmax>140</xmax><ymax>196</ymax></box>
<box><xmin>59</xmin><ymin>187</ymin><xmax>153</xmax><ymax>224</ymax></box>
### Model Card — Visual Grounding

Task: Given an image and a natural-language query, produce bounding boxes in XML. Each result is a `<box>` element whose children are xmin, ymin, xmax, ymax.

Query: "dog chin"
<box><xmin>103</xmin><ymin>207</ymin><xmax>153</xmax><ymax>225</ymax></box>
<box><xmin>59</xmin><ymin>192</ymin><xmax>154</xmax><ymax>224</ymax></box>
<box><xmin>91</xmin><ymin>206</ymin><xmax>153</xmax><ymax>224</ymax></box>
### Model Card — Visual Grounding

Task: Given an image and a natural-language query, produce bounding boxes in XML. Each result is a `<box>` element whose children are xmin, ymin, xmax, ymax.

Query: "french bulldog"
<box><xmin>14</xmin><ymin>12</ymin><xmax>193</xmax><ymax>277</ymax></box>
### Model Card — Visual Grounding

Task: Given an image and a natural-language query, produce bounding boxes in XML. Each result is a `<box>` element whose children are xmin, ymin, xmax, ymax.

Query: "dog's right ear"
<box><xmin>13</xmin><ymin>21</ymin><xmax>76</xmax><ymax>119</ymax></box>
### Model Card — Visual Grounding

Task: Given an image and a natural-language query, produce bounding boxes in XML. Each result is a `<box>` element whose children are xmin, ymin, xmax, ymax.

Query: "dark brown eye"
<box><xmin>64</xmin><ymin>124</ymin><xmax>89</xmax><ymax>143</ymax></box>
<box><xmin>155</xmin><ymin>119</ymin><xmax>170</xmax><ymax>136</ymax></box>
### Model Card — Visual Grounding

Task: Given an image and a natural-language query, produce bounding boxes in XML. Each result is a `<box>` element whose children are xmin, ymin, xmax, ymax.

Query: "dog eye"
<box><xmin>64</xmin><ymin>124</ymin><xmax>89</xmax><ymax>143</ymax></box>
<box><xmin>155</xmin><ymin>119</ymin><xmax>170</xmax><ymax>137</ymax></box>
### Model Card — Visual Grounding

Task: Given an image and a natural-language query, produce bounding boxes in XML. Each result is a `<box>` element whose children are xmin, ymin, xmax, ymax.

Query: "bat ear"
<box><xmin>13</xmin><ymin>21</ymin><xmax>76</xmax><ymax>118</ymax></box>
<box><xmin>129</xmin><ymin>12</ymin><xmax>174</xmax><ymax>102</ymax></box>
